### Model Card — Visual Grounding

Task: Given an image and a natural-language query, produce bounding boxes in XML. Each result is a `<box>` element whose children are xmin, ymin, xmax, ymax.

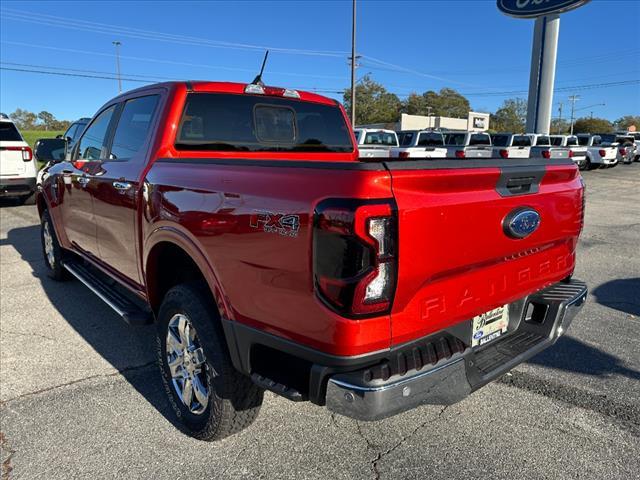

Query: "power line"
<box><xmin>0</xmin><ymin>41</ymin><xmax>349</xmax><ymax>81</ymax></box>
<box><xmin>0</xmin><ymin>8</ymin><xmax>348</xmax><ymax>58</ymax></box>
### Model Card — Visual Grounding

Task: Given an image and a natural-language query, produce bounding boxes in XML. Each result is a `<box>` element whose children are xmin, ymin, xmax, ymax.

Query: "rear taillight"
<box><xmin>568</xmin><ymin>149</ymin><xmax>574</xmax><ymax>158</ymax></box>
<box><xmin>499</xmin><ymin>149</ymin><xmax>509</xmax><ymax>159</ymax></box>
<box><xmin>2</xmin><ymin>146</ymin><xmax>33</xmax><ymax>161</ymax></box>
<box><xmin>398</xmin><ymin>151</ymin><xmax>410</xmax><ymax>159</ymax></box>
<box><xmin>313</xmin><ymin>199</ymin><xmax>397</xmax><ymax>317</ymax></box>
<box><xmin>542</xmin><ymin>150</ymin><xmax>551</xmax><ymax>159</ymax></box>
<box><xmin>455</xmin><ymin>150</ymin><xmax>465</xmax><ymax>159</ymax></box>
<box><xmin>22</xmin><ymin>146</ymin><xmax>32</xmax><ymax>161</ymax></box>
<box><xmin>598</xmin><ymin>149</ymin><xmax>606</xmax><ymax>157</ymax></box>
<box><xmin>619</xmin><ymin>147</ymin><xmax>626</xmax><ymax>155</ymax></box>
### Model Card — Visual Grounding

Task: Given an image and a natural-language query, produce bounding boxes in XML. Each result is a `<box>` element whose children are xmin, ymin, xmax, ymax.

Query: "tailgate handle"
<box><xmin>496</xmin><ymin>166</ymin><xmax>545</xmax><ymax>197</ymax></box>
<box><xmin>506</xmin><ymin>176</ymin><xmax>535</xmax><ymax>194</ymax></box>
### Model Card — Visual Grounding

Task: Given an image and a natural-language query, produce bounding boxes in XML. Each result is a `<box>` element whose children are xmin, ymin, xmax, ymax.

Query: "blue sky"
<box><xmin>1</xmin><ymin>0</ymin><xmax>639</xmax><ymax>122</ymax></box>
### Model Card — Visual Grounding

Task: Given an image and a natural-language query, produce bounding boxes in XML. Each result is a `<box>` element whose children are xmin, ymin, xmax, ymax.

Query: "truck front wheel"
<box><xmin>156</xmin><ymin>283</ymin><xmax>264</xmax><ymax>441</ymax></box>
<box><xmin>40</xmin><ymin>210</ymin><xmax>69</xmax><ymax>281</ymax></box>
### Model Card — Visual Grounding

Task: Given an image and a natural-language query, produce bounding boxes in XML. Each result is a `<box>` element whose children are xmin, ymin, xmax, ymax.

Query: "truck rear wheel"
<box><xmin>156</xmin><ymin>283</ymin><xmax>263</xmax><ymax>441</ymax></box>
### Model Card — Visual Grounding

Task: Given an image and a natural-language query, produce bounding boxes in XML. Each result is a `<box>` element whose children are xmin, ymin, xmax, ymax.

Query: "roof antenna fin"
<box><xmin>251</xmin><ymin>50</ymin><xmax>269</xmax><ymax>86</ymax></box>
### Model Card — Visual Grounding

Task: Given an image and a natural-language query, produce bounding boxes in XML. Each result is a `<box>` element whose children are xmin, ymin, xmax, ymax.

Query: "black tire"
<box><xmin>40</xmin><ymin>210</ymin><xmax>69</xmax><ymax>281</ymax></box>
<box><xmin>156</xmin><ymin>283</ymin><xmax>264</xmax><ymax>441</ymax></box>
<box><xmin>585</xmin><ymin>157</ymin><xmax>594</xmax><ymax>170</ymax></box>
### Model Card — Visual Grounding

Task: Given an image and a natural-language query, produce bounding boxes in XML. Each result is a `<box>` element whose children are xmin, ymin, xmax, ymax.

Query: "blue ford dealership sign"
<box><xmin>497</xmin><ymin>0</ymin><xmax>590</xmax><ymax>18</ymax></box>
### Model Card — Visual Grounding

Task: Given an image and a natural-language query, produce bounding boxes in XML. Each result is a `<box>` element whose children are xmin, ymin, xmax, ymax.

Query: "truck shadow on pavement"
<box><xmin>592</xmin><ymin>278</ymin><xmax>640</xmax><ymax>317</ymax></box>
<box><xmin>2</xmin><ymin>224</ymin><xmax>183</xmax><ymax>431</ymax></box>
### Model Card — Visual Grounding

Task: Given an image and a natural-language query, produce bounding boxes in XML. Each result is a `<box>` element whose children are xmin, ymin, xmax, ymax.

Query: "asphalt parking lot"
<box><xmin>1</xmin><ymin>164</ymin><xmax>639</xmax><ymax>480</ymax></box>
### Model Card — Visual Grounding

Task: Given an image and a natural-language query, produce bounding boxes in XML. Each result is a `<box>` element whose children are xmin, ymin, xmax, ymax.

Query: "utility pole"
<box><xmin>557</xmin><ymin>102</ymin><xmax>563</xmax><ymax>133</ymax></box>
<box><xmin>112</xmin><ymin>41</ymin><xmax>122</xmax><ymax>93</ymax></box>
<box><xmin>568</xmin><ymin>95</ymin><xmax>580</xmax><ymax>135</ymax></box>
<box><xmin>590</xmin><ymin>111</ymin><xmax>593</xmax><ymax>120</ymax></box>
<box><xmin>349</xmin><ymin>0</ymin><xmax>357</xmax><ymax>127</ymax></box>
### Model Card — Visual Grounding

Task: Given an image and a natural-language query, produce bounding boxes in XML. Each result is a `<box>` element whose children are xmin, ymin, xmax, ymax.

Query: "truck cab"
<box><xmin>391</xmin><ymin>130</ymin><xmax>448</xmax><ymax>159</ymax></box>
<box><xmin>490</xmin><ymin>133</ymin><xmax>531</xmax><ymax>159</ymax></box>
<box><xmin>527</xmin><ymin>134</ymin><xmax>570</xmax><ymax>161</ymax></box>
<box><xmin>353</xmin><ymin>128</ymin><xmax>398</xmax><ymax>159</ymax></box>
<box><xmin>444</xmin><ymin>131</ymin><xmax>493</xmax><ymax>159</ymax></box>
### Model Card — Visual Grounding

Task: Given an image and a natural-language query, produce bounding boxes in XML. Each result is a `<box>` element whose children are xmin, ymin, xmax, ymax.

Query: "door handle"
<box><xmin>112</xmin><ymin>181</ymin><xmax>132</xmax><ymax>191</ymax></box>
<box><xmin>77</xmin><ymin>176</ymin><xmax>90</xmax><ymax>186</ymax></box>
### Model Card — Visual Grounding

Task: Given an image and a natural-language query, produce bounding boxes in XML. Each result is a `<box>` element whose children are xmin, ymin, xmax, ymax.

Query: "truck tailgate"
<box><xmin>384</xmin><ymin>158</ymin><xmax>583</xmax><ymax>346</ymax></box>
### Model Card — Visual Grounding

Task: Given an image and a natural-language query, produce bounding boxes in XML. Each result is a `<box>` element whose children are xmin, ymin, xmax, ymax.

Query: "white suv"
<box><xmin>0</xmin><ymin>114</ymin><xmax>37</xmax><ymax>203</ymax></box>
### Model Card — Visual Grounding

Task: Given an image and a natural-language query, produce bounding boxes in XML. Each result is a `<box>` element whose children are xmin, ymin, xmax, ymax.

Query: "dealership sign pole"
<box><xmin>497</xmin><ymin>0</ymin><xmax>590</xmax><ymax>134</ymax></box>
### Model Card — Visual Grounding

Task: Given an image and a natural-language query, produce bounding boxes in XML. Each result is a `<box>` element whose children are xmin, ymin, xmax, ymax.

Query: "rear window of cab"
<box><xmin>176</xmin><ymin>93</ymin><xmax>353</xmax><ymax>153</ymax></box>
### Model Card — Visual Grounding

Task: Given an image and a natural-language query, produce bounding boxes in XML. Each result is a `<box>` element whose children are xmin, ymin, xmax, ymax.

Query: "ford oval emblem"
<box><xmin>473</xmin><ymin>331</ymin><xmax>484</xmax><ymax>340</ymax></box>
<box><xmin>504</xmin><ymin>208</ymin><xmax>541</xmax><ymax>239</ymax></box>
<box><xmin>497</xmin><ymin>0</ymin><xmax>590</xmax><ymax>18</ymax></box>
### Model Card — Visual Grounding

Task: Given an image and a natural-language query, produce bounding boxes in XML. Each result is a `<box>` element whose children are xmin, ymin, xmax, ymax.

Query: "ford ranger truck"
<box><xmin>36</xmin><ymin>81</ymin><xmax>587</xmax><ymax>441</ymax></box>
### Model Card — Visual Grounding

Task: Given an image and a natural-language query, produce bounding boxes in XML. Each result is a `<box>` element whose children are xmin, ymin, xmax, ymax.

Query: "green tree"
<box><xmin>343</xmin><ymin>75</ymin><xmax>402</xmax><ymax>125</ymax></box>
<box><xmin>572</xmin><ymin>117</ymin><xmax>613</xmax><ymax>134</ymax></box>
<box><xmin>404</xmin><ymin>93</ymin><xmax>429</xmax><ymax>115</ymax></box>
<box><xmin>9</xmin><ymin>108</ymin><xmax>37</xmax><ymax>130</ymax></box>
<box><xmin>37</xmin><ymin>111</ymin><xmax>55</xmax><ymax>131</ymax></box>
<box><xmin>551</xmin><ymin>118</ymin><xmax>570</xmax><ymax>135</ymax></box>
<box><xmin>433</xmin><ymin>88</ymin><xmax>471</xmax><ymax>118</ymax></box>
<box><xmin>490</xmin><ymin>98</ymin><xmax>527</xmax><ymax>133</ymax></box>
<box><xmin>613</xmin><ymin>115</ymin><xmax>640</xmax><ymax>131</ymax></box>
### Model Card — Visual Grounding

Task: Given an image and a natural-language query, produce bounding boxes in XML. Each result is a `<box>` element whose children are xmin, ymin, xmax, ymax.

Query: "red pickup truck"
<box><xmin>36</xmin><ymin>81</ymin><xmax>587</xmax><ymax>441</ymax></box>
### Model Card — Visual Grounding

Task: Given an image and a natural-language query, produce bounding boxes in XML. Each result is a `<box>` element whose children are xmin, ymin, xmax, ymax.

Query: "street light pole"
<box><xmin>350</xmin><ymin>0</ymin><xmax>357</xmax><ymax>127</ymax></box>
<box><xmin>112</xmin><ymin>41</ymin><xmax>122</xmax><ymax>93</ymax></box>
<box><xmin>568</xmin><ymin>95</ymin><xmax>580</xmax><ymax>135</ymax></box>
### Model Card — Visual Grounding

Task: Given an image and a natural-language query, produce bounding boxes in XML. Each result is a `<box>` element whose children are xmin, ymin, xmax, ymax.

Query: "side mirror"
<box><xmin>34</xmin><ymin>138</ymin><xmax>67</xmax><ymax>163</ymax></box>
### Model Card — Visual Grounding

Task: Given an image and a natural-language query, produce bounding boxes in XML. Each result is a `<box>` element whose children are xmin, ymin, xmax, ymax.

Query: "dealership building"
<box><xmin>360</xmin><ymin>111</ymin><xmax>490</xmax><ymax>132</ymax></box>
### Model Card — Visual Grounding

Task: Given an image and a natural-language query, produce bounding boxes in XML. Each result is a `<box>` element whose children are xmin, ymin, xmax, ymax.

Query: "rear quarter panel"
<box><xmin>143</xmin><ymin>160</ymin><xmax>395</xmax><ymax>355</ymax></box>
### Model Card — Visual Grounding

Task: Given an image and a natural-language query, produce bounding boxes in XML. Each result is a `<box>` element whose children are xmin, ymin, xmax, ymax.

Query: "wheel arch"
<box><xmin>143</xmin><ymin>227</ymin><xmax>231</xmax><ymax>320</ymax></box>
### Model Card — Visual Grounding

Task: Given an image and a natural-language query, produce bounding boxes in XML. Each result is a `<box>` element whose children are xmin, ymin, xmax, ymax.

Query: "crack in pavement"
<box><xmin>0</xmin><ymin>361</ymin><xmax>156</xmax><ymax>406</ymax></box>
<box><xmin>0</xmin><ymin>431</ymin><xmax>15</xmax><ymax>480</ymax></box>
<box><xmin>0</xmin><ymin>329</ymin><xmax>57</xmax><ymax>343</ymax></box>
<box><xmin>369</xmin><ymin>406</ymin><xmax>447</xmax><ymax>480</ymax></box>
<box><xmin>500</xmin><ymin>370</ymin><xmax>640</xmax><ymax>436</ymax></box>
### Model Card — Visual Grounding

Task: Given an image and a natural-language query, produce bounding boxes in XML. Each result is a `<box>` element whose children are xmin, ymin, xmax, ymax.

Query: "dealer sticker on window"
<box><xmin>471</xmin><ymin>305</ymin><xmax>509</xmax><ymax>348</ymax></box>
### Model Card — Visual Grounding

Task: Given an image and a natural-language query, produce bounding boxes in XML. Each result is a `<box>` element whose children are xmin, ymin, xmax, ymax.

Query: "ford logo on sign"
<box><xmin>497</xmin><ymin>0</ymin><xmax>590</xmax><ymax>18</ymax></box>
<box><xmin>504</xmin><ymin>208</ymin><xmax>541</xmax><ymax>239</ymax></box>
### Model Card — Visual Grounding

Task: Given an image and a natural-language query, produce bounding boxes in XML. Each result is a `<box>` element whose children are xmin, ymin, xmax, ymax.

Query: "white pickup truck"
<box><xmin>353</xmin><ymin>128</ymin><xmax>398</xmax><ymax>159</ymax></box>
<box><xmin>527</xmin><ymin>134</ymin><xmax>570</xmax><ymax>160</ymax></box>
<box><xmin>490</xmin><ymin>133</ymin><xmax>531</xmax><ymax>159</ymax></box>
<box><xmin>550</xmin><ymin>135</ymin><xmax>588</xmax><ymax>170</ymax></box>
<box><xmin>444</xmin><ymin>131</ymin><xmax>493</xmax><ymax>159</ymax></box>
<box><xmin>391</xmin><ymin>130</ymin><xmax>448</xmax><ymax>159</ymax></box>
<box><xmin>576</xmin><ymin>134</ymin><xmax>618</xmax><ymax>169</ymax></box>
<box><xmin>601</xmin><ymin>133</ymin><xmax>636</xmax><ymax>165</ymax></box>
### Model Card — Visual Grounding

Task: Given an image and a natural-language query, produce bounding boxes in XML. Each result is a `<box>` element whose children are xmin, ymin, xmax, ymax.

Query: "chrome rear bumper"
<box><xmin>326</xmin><ymin>279</ymin><xmax>587</xmax><ymax>421</ymax></box>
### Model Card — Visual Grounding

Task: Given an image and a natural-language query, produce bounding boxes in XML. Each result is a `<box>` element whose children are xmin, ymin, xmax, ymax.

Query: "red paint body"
<box><xmin>39</xmin><ymin>81</ymin><xmax>584</xmax><ymax>358</ymax></box>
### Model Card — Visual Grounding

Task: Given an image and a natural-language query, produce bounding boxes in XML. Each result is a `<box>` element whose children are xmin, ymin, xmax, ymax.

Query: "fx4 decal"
<box><xmin>250</xmin><ymin>210</ymin><xmax>301</xmax><ymax>238</ymax></box>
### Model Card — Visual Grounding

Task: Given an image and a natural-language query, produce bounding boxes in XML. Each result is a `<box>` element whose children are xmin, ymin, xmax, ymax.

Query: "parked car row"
<box><xmin>354</xmin><ymin>126</ymin><xmax>640</xmax><ymax>171</ymax></box>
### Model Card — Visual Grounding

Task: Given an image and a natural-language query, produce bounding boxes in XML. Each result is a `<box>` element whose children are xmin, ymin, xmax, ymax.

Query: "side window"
<box><xmin>76</xmin><ymin>106</ymin><xmax>116</xmax><ymax>160</ymax></box>
<box><xmin>109</xmin><ymin>95</ymin><xmax>160</xmax><ymax>161</ymax></box>
<box><xmin>63</xmin><ymin>123</ymin><xmax>78</xmax><ymax>140</ymax></box>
